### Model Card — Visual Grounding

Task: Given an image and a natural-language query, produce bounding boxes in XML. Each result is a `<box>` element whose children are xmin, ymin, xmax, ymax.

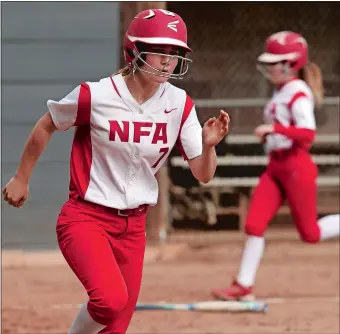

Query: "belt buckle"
<box><xmin>136</xmin><ymin>205</ymin><xmax>145</xmax><ymax>215</ymax></box>
<box><xmin>117</xmin><ymin>209</ymin><xmax>129</xmax><ymax>217</ymax></box>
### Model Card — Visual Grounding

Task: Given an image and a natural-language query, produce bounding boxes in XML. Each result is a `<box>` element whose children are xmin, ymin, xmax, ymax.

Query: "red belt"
<box><xmin>270</xmin><ymin>150</ymin><xmax>290</xmax><ymax>160</ymax></box>
<box><xmin>270</xmin><ymin>148</ymin><xmax>309</xmax><ymax>160</ymax></box>
<box><xmin>270</xmin><ymin>148</ymin><xmax>302</xmax><ymax>160</ymax></box>
<box><xmin>73</xmin><ymin>197</ymin><xmax>148</xmax><ymax>217</ymax></box>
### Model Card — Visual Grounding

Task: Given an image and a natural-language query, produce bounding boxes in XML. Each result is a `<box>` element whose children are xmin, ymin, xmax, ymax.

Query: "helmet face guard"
<box><xmin>132</xmin><ymin>48</ymin><xmax>192</xmax><ymax>80</ymax></box>
<box><xmin>256</xmin><ymin>61</ymin><xmax>288</xmax><ymax>80</ymax></box>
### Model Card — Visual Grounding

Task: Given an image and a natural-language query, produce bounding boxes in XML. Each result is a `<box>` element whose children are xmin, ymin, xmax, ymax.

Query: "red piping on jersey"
<box><xmin>270</xmin><ymin>103</ymin><xmax>281</xmax><ymax>125</ymax></box>
<box><xmin>288</xmin><ymin>91</ymin><xmax>308</xmax><ymax>110</ymax></box>
<box><xmin>74</xmin><ymin>83</ymin><xmax>92</xmax><ymax>126</ymax></box>
<box><xmin>287</xmin><ymin>91</ymin><xmax>308</xmax><ymax>125</ymax></box>
<box><xmin>176</xmin><ymin>94</ymin><xmax>194</xmax><ymax>161</ymax></box>
<box><xmin>69</xmin><ymin>83</ymin><xmax>93</xmax><ymax>200</ymax></box>
<box><xmin>110</xmin><ymin>76</ymin><xmax>121</xmax><ymax>98</ymax></box>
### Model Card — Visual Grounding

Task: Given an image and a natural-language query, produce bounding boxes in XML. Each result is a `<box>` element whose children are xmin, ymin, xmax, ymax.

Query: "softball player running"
<box><xmin>212</xmin><ymin>31</ymin><xmax>339</xmax><ymax>301</ymax></box>
<box><xmin>3</xmin><ymin>9</ymin><xmax>230</xmax><ymax>334</ymax></box>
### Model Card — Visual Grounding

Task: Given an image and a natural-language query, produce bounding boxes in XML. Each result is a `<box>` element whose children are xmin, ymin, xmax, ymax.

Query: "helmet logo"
<box><xmin>137</xmin><ymin>9</ymin><xmax>177</xmax><ymax>20</ymax></box>
<box><xmin>167</xmin><ymin>20</ymin><xmax>179</xmax><ymax>32</ymax></box>
<box><xmin>159</xmin><ymin>9</ymin><xmax>176</xmax><ymax>16</ymax></box>
<box><xmin>143</xmin><ymin>9</ymin><xmax>155</xmax><ymax>19</ymax></box>
<box><xmin>270</xmin><ymin>31</ymin><xmax>290</xmax><ymax>45</ymax></box>
<box><xmin>295</xmin><ymin>36</ymin><xmax>307</xmax><ymax>47</ymax></box>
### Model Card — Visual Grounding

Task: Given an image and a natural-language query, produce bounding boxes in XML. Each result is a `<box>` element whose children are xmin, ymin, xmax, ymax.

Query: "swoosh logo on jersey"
<box><xmin>164</xmin><ymin>108</ymin><xmax>177</xmax><ymax>114</ymax></box>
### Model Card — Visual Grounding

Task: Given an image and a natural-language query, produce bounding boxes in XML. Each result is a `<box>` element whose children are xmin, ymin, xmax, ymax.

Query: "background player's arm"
<box><xmin>256</xmin><ymin>97</ymin><xmax>316</xmax><ymax>145</ymax></box>
<box><xmin>274</xmin><ymin>97</ymin><xmax>316</xmax><ymax>145</ymax></box>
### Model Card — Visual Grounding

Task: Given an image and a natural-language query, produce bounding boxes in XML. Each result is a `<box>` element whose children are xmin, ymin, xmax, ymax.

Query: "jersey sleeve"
<box><xmin>47</xmin><ymin>82</ymin><xmax>91</xmax><ymax>131</ymax></box>
<box><xmin>291</xmin><ymin>96</ymin><xmax>316</xmax><ymax>129</ymax></box>
<box><xmin>176</xmin><ymin>95</ymin><xmax>203</xmax><ymax>161</ymax></box>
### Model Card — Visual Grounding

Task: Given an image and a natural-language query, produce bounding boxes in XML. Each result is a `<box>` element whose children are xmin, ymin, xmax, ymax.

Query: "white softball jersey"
<box><xmin>263</xmin><ymin>79</ymin><xmax>316</xmax><ymax>153</ymax></box>
<box><xmin>47</xmin><ymin>74</ymin><xmax>203</xmax><ymax>209</ymax></box>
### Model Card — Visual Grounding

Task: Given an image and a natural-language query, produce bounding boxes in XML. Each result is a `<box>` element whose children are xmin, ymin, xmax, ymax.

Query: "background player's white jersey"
<box><xmin>47</xmin><ymin>74</ymin><xmax>203</xmax><ymax>209</ymax></box>
<box><xmin>263</xmin><ymin>79</ymin><xmax>316</xmax><ymax>153</ymax></box>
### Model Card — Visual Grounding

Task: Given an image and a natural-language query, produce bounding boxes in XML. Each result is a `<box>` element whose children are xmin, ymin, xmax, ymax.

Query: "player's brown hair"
<box><xmin>112</xmin><ymin>66</ymin><xmax>131</xmax><ymax>77</ymax></box>
<box><xmin>298</xmin><ymin>62</ymin><xmax>324</xmax><ymax>109</ymax></box>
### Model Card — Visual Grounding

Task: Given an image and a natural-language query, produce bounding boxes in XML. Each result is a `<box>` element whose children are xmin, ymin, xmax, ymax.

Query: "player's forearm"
<box><xmin>274</xmin><ymin>124</ymin><xmax>315</xmax><ymax>145</ymax></box>
<box><xmin>15</xmin><ymin>115</ymin><xmax>56</xmax><ymax>183</ymax></box>
<box><xmin>189</xmin><ymin>144</ymin><xmax>217</xmax><ymax>184</ymax></box>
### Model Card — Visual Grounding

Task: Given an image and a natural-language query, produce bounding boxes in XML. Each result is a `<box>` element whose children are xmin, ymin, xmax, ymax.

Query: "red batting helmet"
<box><xmin>123</xmin><ymin>9</ymin><xmax>192</xmax><ymax>79</ymax></box>
<box><xmin>258</xmin><ymin>31</ymin><xmax>308</xmax><ymax>71</ymax></box>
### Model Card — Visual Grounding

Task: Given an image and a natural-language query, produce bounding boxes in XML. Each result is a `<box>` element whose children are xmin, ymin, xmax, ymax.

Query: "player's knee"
<box><xmin>105</xmin><ymin>290</ymin><xmax>129</xmax><ymax>317</ymax></box>
<box><xmin>88</xmin><ymin>288</ymin><xmax>129</xmax><ymax>324</ymax></box>
<box><xmin>245</xmin><ymin>222</ymin><xmax>265</xmax><ymax>237</ymax></box>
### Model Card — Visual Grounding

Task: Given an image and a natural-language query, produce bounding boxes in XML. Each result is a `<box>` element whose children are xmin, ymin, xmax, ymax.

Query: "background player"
<box><xmin>3</xmin><ymin>9</ymin><xmax>230</xmax><ymax>334</ymax></box>
<box><xmin>211</xmin><ymin>31</ymin><xmax>339</xmax><ymax>301</ymax></box>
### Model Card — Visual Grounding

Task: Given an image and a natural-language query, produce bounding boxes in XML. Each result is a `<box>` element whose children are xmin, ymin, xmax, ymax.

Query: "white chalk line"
<box><xmin>4</xmin><ymin>296</ymin><xmax>339</xmax><ymax>311</ymax></box>
<box><xmin>265</xmin><ymin>295</ymin><xmax>340</xmax><ymax>304</ymax></box>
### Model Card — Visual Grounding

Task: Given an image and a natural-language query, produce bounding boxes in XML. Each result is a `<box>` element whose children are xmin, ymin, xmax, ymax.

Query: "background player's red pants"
<box><xmin>244</xmin><ymin>149</ymin><xmax>320</xmax><ymax>243</ymax></box>
<box><xmin>56</xmin><ymin>198</ymin><xmax>147</xmax><ymax>334</ymax></box>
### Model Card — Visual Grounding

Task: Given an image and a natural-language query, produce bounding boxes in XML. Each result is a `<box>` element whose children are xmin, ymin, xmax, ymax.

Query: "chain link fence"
<box><xmin>163</xmin><ymin>2</ymin><xmax>339</xmax><ymax>231</ymax></box>
<box><xmin>167</xmin><ymin>2</ymin><xmax>339</xmax><ymax>134</ymax></box>
<box><xmin>169</xmin><ymin>2</ymin><xmax>339</xmax><ymax>98</ymax></box>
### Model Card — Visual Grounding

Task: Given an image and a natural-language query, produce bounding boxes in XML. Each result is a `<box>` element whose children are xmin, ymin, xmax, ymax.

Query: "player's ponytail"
<box><xmin>299</xmin><ymin>62</ymin><xmax>324</xmax><ymax>110</ymax></box>
<box><xmin>112</xmin><ymin>66</ymin><xmax>131</xmax><ymax>77</ymax></box>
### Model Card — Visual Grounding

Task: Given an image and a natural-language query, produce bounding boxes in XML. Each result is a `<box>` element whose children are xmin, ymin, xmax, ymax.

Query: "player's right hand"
<box><xmin>2</xmin><ymin>176</ymin><xmax>29</xmax><ymax>208</ymax></box>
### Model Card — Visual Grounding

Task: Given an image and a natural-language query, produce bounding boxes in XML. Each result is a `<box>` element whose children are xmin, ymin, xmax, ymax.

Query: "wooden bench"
<box><xmin>224</xmin><ymin>134</ymin><xmax>340</xmax><ymax>145</ymax></box>
<box><xmin>170</xmin><ymin>152</ymin><xmax>339</xmax><ymax>229</ymax></box>
<box><xmin>171</xmin><ymin>154</ymin><xmax>340</xmax><ymax>167</ymax></box>
<box><xmin>199</xmin><ymin>175</ymin><xmax>339</xmax><ymax>228</ymax></box>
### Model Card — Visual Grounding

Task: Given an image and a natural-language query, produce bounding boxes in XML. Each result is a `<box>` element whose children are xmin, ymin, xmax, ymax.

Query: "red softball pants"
<box><xmin>244</xmin><ymin>149</ymin><xmax>320</xmax><ymax>243</ymax></box>
<box><xmin>56</xmin><ymin>197</ymin><xmax>147</xmax><ymax>334</ymax></box>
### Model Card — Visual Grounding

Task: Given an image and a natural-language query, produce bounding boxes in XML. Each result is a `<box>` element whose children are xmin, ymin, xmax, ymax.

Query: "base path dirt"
<box><xmin>2</xmin><ymin>229</ymin><xmax>339</xmax><ymax>334</ymax></box>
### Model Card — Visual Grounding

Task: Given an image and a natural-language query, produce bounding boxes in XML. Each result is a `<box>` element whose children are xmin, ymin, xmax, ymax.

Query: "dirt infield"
<box><xmin>2</xmin><ymin>229</ymin><xmax>339</xmax><ymax>334</ymax></box>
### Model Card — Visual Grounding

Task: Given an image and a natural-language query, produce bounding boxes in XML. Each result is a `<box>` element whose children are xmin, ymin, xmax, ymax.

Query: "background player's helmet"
<box><xmin>257</xmin><ymin>31</ymin><xmax>308</xmax><ymax>72</ymax></box>
<box><xmin>123</xmin><ymin>9</ymin><xmax>192</xmax><ymax>79</ymax></box>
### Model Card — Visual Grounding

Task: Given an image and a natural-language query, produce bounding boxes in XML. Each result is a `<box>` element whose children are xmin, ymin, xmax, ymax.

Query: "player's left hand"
<box><xmin>202</xmin><ymin>110</ymin><xmax>230</xmax><ymax>147</ymax></box>
<box><xmin>254</xmin><ymin>124</ymin><xmax>274</xmax><ymax>139</ymax></box>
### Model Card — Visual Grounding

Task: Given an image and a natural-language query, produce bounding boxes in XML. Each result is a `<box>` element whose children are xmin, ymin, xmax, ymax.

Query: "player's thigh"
<box><xmin>245</xmin><ymin>170</ymin><xmax>285</xmax><ymax>236</ymax></box>
<box><xmin>99</xmin><ymin>216</ymin><xmax>147</xmax><ymax>334</ymax></box>
<box><xmin>282</xmin><ymin>164</ymin><xmax>319</xmax><ymax>242</ymax></box>
<box><xmin>57</xmin><ymin>202</ymin><xmax>128</xmax><ymax>312</ymax></box>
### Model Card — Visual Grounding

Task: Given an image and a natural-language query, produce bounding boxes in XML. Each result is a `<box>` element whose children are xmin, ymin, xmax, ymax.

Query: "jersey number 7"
<box><xmin>152</xmin><ymin>147</ymin><xmax>169</xmax><ymax>168</ymax></box>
